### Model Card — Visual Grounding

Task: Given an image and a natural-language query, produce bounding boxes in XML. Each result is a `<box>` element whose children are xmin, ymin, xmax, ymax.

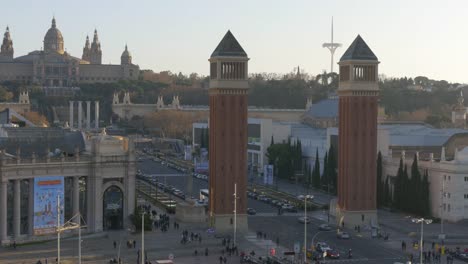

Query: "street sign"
<box><xmin>168</xmin><ymin>253</ymin><xmax>174</xmax><ymax>260</ymax></box>
<box><xmin>294</xmin><ymin>242</ymin><xmax>300</xmax><ymax>253</ymax></box>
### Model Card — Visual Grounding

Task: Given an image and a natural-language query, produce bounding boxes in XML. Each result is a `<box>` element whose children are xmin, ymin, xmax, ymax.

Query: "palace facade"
<box><xmin>0</xmin><ymin>18</ymin><xmax>139</xmax><ymax>86</ymax></box>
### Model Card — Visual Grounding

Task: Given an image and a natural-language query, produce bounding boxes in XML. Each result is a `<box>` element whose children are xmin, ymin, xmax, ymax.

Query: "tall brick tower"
<box><xmin>208</xmin><ymin>31</ymin><xmax>249</xmax><ymax>233</ymax></box>
<box><xmin>336</xmin><ymin>35</ymin><xmax>379</xmax><ymax>228</ymax></box>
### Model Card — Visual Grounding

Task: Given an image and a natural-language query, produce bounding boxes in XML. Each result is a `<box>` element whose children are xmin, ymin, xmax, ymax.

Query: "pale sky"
<box><xmin>2</xmin><ymin>0</ymin><xmax>467</xmax><ymax>83</ymax></box>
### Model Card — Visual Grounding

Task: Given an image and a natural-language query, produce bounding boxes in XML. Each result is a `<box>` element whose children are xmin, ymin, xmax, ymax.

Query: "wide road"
<box><xmin>137</xmin><ymin>159</ymin><xmax>278</xmax><ymax>213</ymax></box>
<box><xmin>248</xmin><ymin>213</ymin><xmax>409</xmax><ymax>264</ymax></box>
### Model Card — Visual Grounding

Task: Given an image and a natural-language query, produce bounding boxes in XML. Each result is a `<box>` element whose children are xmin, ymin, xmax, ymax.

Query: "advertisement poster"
<box><xmin>33</xmin><ymin>176</ymin><xmax>64</xmax><ymax>235</ymax></box>
<box><xmin>263</xmin><ymin>164</ymin><xmax>274</xmax><ymax>185</ymax></box>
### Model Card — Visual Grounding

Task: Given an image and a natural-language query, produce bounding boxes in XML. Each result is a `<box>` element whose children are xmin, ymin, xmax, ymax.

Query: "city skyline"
<box><xmin>2</xmin><ymin>0</ymin><xmax>467</xmax><ymax>83</ymax></box>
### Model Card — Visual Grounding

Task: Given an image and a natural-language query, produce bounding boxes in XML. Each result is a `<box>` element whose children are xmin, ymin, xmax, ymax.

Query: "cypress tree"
<box><xmin>422</xmin><ymin>169</ymin><xmax>431</xmax><ymax>217</ymax></box>
<box><xmin>322</xmin><ymin>151</ymin><xmax>329</xmax><ymax>191</ymax></box>
<box><xmin>410</xmin><ymin>154</ymin><xmax>421</xmax><ymax>215</ymax></box>
<box><xmin>394</xmin><ymin>158</ymin><xmax>404</xmax><ymax>210</ymax></box>
<box><xmin>200</xmin><ymin>128</ymin><xmax>205</xmax><ymax>149</ymax></box>
<box><xmin>402</xmin><ymin>164</ymin><xmax>409</xmax><ymax>212</ymax></box>
<box><xmin>328</xmin><ymin>145</ymin><xmax>337</xmax><ymax>194</ymax></box>
<box><xmin>377</xmin><ymin>151</ymin><xmax>383</xmax><ymax>207</ymax></box>
<box><xmin>312</xmin><ymin>148</ymin><xmax>321</xmax><ymax>188</ymax></box>
<box><xmin>384</xmin><ymin>176</ymin><xmax>391</xmax><ymax>207</ymax></box>
<box><xmin>270</xmin><ymin>135</ymin><xmax>274</xmax><ymax>146</ymax></box>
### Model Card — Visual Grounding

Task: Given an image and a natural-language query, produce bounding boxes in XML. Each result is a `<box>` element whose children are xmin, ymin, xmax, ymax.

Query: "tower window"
<box><xmin>221</xmin><ymin>62</ymin><xmax>245</xmax><ymax>80</ymax></box>
<box><xmin>353</xmin><ymin>65</ymin><xmax>376</xmax><ymax>81</ymax></box>
<box><xmin>210</xmin><ymin>62</ymin><xmax>217</xmax><ymax>79</ymax></box>
<box><xmin>340</xmin><ymin>65</ymin><xmax>350</xmax><ymax>81</ymax></box>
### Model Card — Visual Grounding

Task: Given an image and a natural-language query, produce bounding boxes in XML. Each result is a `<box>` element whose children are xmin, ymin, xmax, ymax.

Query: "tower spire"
<box><xmin>322</xmin><ymin>17</ymin><xmax>342</xmax><ymax>73</ymax></box>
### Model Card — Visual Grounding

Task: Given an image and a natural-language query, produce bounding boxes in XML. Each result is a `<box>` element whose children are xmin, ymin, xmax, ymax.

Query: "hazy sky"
<box><xmin>2</xmin><ymin>0</ymin><xmax>467</xmax><ymax>83</ymax></box>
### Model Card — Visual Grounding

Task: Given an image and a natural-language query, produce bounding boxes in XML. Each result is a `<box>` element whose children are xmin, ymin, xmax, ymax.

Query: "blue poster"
<box><xmin>33</xmin><ymin>176</ymin><xmax>64</xmax><ymax>235</ymax></box>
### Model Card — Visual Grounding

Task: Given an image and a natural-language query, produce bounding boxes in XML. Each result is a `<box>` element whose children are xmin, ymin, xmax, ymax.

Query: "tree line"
<box><xmin>376</xmin><ymin>152</ymin><xmax>431</xmax><ymax>217</ymax></box>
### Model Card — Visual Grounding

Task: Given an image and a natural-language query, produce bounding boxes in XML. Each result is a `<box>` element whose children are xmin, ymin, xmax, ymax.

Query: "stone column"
<box><xmin>69</xmin><ymin>101</ymin><xmax>74</xmax><ymax>129</ymax></box>
<box><xmin>94</xmin><ymin>101</ymin><xmax>99</xmax><ymax>129</ymax></box>
<box><xmin>86</xmin><ymin>101</ymin><xmax>91</xmax><ymax>130</ymax></box>
<box><xmin>78</xmin><ymin>101</ymin><xmax>82</xmax><ymax>130</ymax></box>
<box><xmin>28</xmin><ymin>178</ymin><xmax>34</xmax><ymax>236</ymax></box>
<box><xmin>0</xmin><ymin>181</ymin><xmax>7</xmax><ymax>241</ymax></box>
<box><xmin>13</xmin><ymin>179</ymin><xmax>21</xmax><ymax>238</ymax></box>
<box><xmin>73</xmin><ymin>176</ymin><xmax>80</xmax><ymax>225</ymax></box>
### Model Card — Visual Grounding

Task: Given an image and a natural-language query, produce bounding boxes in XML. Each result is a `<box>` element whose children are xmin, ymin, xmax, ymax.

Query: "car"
<box><xmin>318</xmin><ymin>224</ymin><xmax>332</xmax><ymax>231</ymax></box>
<box><xmin>316</xmin><ymin>242</ymin><xmax>332</xmax><ymax>253</ymax></box>
<box><xmin>297</xmin><ymin>216</ymin><xmax>310</xmax><ymax>224</ymax></box>
<box><xmin>326</xmin><ymin>249</ymin><xmax>340</xmax><ymax>259</ymax></box>
<box><xmin>337</xmin><ymin>232</ymin><xmax>350</xmax><ymax>239</ymax></box>
<box><xmin>247</xmin><ymin>208</ymin><xmax>257</xmax><ymax>215</ymax></box>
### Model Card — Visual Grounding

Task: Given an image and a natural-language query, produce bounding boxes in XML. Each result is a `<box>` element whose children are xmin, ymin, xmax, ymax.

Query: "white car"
<box><xmin>297</xmin><ymin>216</ymin><xmax>311</xmax><ymax>224</ymax></box>
<box><xmin>316</xmin><ymin>242</ymin><xmax>332</xmax><ymax>253</ymax></box>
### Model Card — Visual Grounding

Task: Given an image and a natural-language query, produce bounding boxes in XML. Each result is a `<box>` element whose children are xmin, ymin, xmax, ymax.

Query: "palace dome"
<box><xmin>43</xmin><ymin>17</ymin><xmax>64</xmax><ymax>54</ymax></box>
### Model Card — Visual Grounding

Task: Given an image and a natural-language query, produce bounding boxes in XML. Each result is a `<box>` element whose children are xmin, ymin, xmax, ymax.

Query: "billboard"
<box><xmin>263</xmin><ymin>165</ymin><xmax>274</xmax><ymax>185</ymax></box>
<box><xmin>33</xmin><ymin>176</ymin><xmax>64</xmax><ymax>236</ymax></box>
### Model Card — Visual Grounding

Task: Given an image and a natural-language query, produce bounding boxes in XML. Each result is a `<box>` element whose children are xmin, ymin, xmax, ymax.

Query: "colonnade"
<box><xmin>69</xmin><ymin>101</ymin><xmax>99</xmax><ymax>130</ymax></box>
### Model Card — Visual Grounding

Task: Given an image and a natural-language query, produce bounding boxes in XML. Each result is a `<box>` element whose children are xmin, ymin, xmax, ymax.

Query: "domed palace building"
<box><xmin>0</xmin><ymin>18</ymin><xmax>139</xmax><ymax>86</ymax></box>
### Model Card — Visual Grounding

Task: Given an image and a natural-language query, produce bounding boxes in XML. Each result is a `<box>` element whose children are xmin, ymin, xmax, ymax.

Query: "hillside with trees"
<box><xmin>0</xmin><ymin>70</ymin><xmax>464</xmax><ymax>129</ymax></box>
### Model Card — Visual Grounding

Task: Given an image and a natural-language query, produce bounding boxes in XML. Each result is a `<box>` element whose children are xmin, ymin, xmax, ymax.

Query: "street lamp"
<box><xmin>412</xmin><ymin>217</ymin><xmax>432</xmax><ymax>264</ymax></box>
<box><xmin>141</xmin><ymin>211</ymin><xmax>146</xmax><ymax>264</ymax></box>
<box><xmin>303</xmin><ymin>194</ymin><xmax>313</xmax><ymax>263</ymax></box>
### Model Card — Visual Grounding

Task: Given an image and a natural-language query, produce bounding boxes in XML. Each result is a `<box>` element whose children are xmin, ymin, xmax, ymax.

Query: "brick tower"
<box><xmin>208</xmin><ymin>31</ymin><xmax>249</xmax><ymax>233</ymax></box>
<box><xmin>336</xmin><ymin>35</ymin><xmax>379</xmax><ymax>228</ymax></box>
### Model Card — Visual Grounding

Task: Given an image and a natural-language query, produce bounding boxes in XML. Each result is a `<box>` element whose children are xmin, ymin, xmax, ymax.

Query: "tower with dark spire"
<box><xmin>336</xmin><ymin>35</ymin><xmax>379</xmax><ymax>228</ymax></box>
<box><xmin>82</xmin><ymin>35</ymin><xmax>91</xmax><ymax>62</ymax></box>
<box><xmin>89</xmin><ymin>29</ymin><xmax>102</xmax><ymax>64</ymax></box>
<box><xmin>0</xmin><ymin>26</ymin><xmax>13</xmax><ymax>61</ymax></box>
<box><xmin>208</xmin><ymin>30</ymin><xmax>249</xmax><ymax>233</ymax></box>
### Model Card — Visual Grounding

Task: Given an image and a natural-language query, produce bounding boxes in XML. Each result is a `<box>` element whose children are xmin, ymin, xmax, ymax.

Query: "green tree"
<box><xmin>312</xmin><ymin>148</ymin><xmax>321</xmax><ymax>188</ymax></box>
<box><xmin>393</xmin><ymin>158</ymin><xmax>404</xmax><ymax>209</ymax></box>
<box><xmin>410</xmin><ymin>154</ymin><xmax>422</xmax><ymax>214</ymax></box>
<box><xmin>200</xmin><ymin>128</ymin><xmax>205</xmax><ymax>149</ymax></box>
<box><xmin>384</xmin><ymin>176</ymin><xmax>391</xmax><ymax>207</ymax></box>
<box><xmin>328</xmin><ymin>145</ymin><xmax>337</xmax><ymax>194</ymax></box>
<box><xmin>377</xmin><ymin>151</ymin><xmax>383</xmax><ymax>207</ymax></box>
<box><xmin>321</xmin><ymin>151</ymin><xmax>328</xmax><ymax>191</ymax></box>
<box><xmin>422</xmin><ymin>169</ymin><xmax>431</xmax><ymax>217</ymax></box>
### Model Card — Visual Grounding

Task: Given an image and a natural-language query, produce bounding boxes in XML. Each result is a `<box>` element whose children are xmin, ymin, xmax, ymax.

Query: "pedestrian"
<box><xmin>219</xmin><ymin>256</ymin><xmax>223</xmax><ymax>264</ymax></box>
<box><xmin>113</xmin><ymin>240</ymin><xmax>117</xmax><ymax>249</ymax></box>
<box><xmin>133</xmin><ymin>240</ymin><xmax>136</xmax><ymax>249</ymax></box>
<box><xmin>205</xmin><ymin>248</ymin><xmax>209</xmax><ymax>256</ymax></box>
<box><xmin>223</xmin><ymin>256</ymin><xmax>227</xmax><ymax>263</ymax></box>
<box><xmin>199</xmin><ymin>235</ymin><xmax>202</xmax><ymax>244</ymax></box>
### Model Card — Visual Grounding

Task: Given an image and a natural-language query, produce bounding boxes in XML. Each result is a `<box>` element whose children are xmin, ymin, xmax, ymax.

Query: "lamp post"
<box><xmin>303</xmin><ymin>194</ymin><xmax>313</xmax><ymax>263</ymax></box>
<box><xmin>412</xmin><ymin>217</ymin><xmax>432</xmax><ymax>264</ymax></box>
<box><xmin>233</xmin><ymin>183</ymin><xmax>238</xmax><ymax>246</ymax></box>
<box><xmin>141</xmin><ymin>211</ymin><xmax>146</xmax><ymax>264</ymax></box>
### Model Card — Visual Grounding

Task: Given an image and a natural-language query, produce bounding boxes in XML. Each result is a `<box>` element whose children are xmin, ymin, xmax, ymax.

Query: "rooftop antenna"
<box><xmin>322</xmin><ymin>17</ymin><xmax>342</xmax><ymax>73</ymax></box>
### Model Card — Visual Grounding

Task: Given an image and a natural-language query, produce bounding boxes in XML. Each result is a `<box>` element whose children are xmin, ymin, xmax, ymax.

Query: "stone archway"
<box><xmin>102</xmin><ymin>185</ymin><xmax>124</xmax><ymax>230</ymax></box>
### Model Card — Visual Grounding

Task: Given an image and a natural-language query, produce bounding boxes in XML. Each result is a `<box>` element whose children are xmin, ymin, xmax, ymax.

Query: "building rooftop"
<box><xmin>340</xmin><ymin>35</ymin><xmax>378</xmax><ymax>61</ymax></box>
<box><xmin>304</xmin><ymin>98</ymin><xmax>339</xmax><ymax>119</ymax></box>
<box><xmin>211</xmin><ymin>30</ymin><xmax>247</xmax><ymax>57</ymax></box>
